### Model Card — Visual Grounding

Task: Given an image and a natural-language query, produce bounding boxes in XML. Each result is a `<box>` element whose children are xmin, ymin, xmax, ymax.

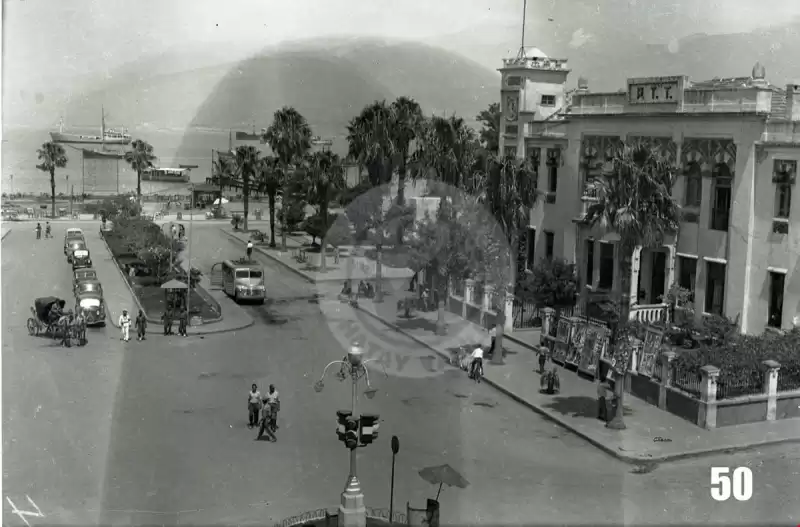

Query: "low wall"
<box><xmin>665</xmin><ymin>388</ymin><xmax>700</xmax><ymax>424</ymax></box>
<box><xmin>776</xmin><ymin>391</ymin><xmax>800</xmax><ymax>419</ymax></box>
<box><xmin>716</xmin><ymin>396</ymin><xmax>768</xmax><ymax>427</ymax></box>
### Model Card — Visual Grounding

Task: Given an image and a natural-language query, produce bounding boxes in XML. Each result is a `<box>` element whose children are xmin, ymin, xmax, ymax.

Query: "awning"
<box><xmin>161</xmin><ymin>279</ymin><xmax>188</xmax><ymax>289</ymax></box>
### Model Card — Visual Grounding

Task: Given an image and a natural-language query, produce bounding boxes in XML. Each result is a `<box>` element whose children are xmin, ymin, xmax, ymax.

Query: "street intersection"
<box><xmin>2</xmin><ymin>223</ymin><xmax>798</xmax><ymax>526</ymax></box>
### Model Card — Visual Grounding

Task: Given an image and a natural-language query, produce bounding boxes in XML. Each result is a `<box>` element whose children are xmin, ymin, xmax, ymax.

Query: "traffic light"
<box><xmin>336</xmin><ymin>410</ymin><xmax>352</xmax><ymax>442</ymax></box>
<box><xmin>344</xmin><ymin>417</ymin><xmax>360</xmax><ymax>449</ymax></box>
<box><xmin>359</xmin><ymin>414</ymin><xmax>380</xmax><ymax>445</ymax></box>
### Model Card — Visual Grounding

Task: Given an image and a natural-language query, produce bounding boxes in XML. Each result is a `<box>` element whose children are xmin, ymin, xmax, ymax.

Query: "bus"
<box><xmin>221</xmin><ymin>260</ymin><xmax>266</xmax><ymax>303</ymax></box>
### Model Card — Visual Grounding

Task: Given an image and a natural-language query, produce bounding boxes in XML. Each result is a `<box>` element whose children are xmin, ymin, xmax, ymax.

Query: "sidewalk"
<box><xmin>221</xmin><ymin>228</ymin><xmax>414</xmax><ymax>284</ymax></box>
<box><xmin>87</xmin><ymin>229</ymin><xmax>254</xmax><ymax>335</ymax></box>
<box><xmin>351</xmin><ymin>296</ymin><xmax>800</xmax><ymax>464</ymax></box>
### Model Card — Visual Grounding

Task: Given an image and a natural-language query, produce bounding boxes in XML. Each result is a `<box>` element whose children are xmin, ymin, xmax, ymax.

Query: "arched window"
<box><xmin>710</xmin><ymin>163</ymin><xmax>732</xmax><ymax>231</ymax></box>
<box><xmin>684</xmin><ymin>162</ymin><xmax>702</xmax><ymax>207</ymax></box>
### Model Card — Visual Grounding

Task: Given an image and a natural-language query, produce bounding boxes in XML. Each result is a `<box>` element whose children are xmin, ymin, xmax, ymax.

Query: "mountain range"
<box><xmin>6</xmin><ymin>23</ymin><xmax>800</xmax><ymax>136</ymax></box>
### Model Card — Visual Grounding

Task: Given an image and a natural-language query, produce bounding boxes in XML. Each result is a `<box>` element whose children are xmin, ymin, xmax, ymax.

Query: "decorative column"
<box><xmin>540</xmin><ymin>307</ymin><xmax>555</xmax><ymax>347</ymax></box>
<box><xmin>504</xmin><ymin>292</ymin><xmax>514</xmax><ymax>333</ymax></box>
<box><xmin>463</xmin><ymin>279</ymin><xmax>475</xmax><ymax>319</ymax></box>
<box><xmin>698</xmin><ymin>365</ymin><xmax>720</xmax><ymax>429</ymax></box>
<box><xmin>763</xmin><ymin>359</ymin><xmax>780</xmax><ymax>421</ymax></box>
<box><xmin>664</xmin><ymin>245</ymin><xmax>676</xmax><ymax>307</ymax></box>
<box><xmin>657</xmin><ymin>351</ymin><xmax>677</xmax><ymax>410</ymax></box>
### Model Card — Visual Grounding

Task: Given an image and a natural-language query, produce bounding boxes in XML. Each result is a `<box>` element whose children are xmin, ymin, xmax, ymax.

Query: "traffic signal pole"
<box><xmin>314</xmin><ymin>343</ymin><xmax>386</xmax><ymax>527</ymax></box>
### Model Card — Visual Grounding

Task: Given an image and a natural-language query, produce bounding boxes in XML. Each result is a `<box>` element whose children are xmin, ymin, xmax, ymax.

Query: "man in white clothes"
<box><xmin>469</xmin><ymin>345</ymin><xmax>484</xmax><ymax>378</ymax></box>
<box><xmin>118</xmin><ymin>309</ymin><xmax>132</xmax><ymax>342</ymax></box>
<box><xmin>246</xmin><ymin>240</ymin><xmax>254</xmax><ymax>260</ymax></box>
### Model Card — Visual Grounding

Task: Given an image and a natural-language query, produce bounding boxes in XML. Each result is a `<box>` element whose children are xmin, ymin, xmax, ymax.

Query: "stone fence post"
<box><xmin>763</xmin><ymin>359</ymin><xmax>780</xmax><ymax>421</ymax></box>
<box><xmin>698</xmin><ymin>365</ymin><xmax>720</xmax><ymax>429</ymax></box>
<box><xmin>657</xmin><ymin>351</ymin><xmax>677</xmax><ymax>410</ymax></box>
<box><xmin>463</xmin><ymin>279</ymin><xmax>475</xmax><ymax>319</ymax></box>
<box><xmin>504</xmin><ymin>292</ymin><xmax>514</xmax><ymax>333</ymax></box>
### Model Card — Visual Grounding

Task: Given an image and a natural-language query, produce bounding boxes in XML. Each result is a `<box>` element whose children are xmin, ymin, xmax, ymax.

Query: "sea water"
<box><xmin>2</xmin><ymin>125</ymin><xmax>239</xmax><ymax>196</ymax></box>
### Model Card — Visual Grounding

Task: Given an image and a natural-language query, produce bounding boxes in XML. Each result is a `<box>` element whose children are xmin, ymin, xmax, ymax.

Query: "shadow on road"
<box><xmin>544</xmin><ymin>395</ymin><xmax>635</xmax><ymax>419</ymax></box>
<box><xmin>395</xmin><ymin>317</ymin><xmax>438</xmax><ymax>334</ymax></box>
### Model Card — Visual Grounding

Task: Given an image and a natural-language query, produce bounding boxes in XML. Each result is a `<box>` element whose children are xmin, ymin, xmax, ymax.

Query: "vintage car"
<box><xmin>64</xmin><ymin>234</ymin><xmax>86</xmax><ymax>257</ymax></box>
<box><xmin>74</xmin><ymin>278</ymin><xmax>102</xmax><ymax>297</ymax></box>
<box><xmin>71</xmin><ymin>247</ymin><xmax>92</xmax><ymax>269</ymax></box>
<box><xmin>73</xmin><ymin>268</ymin><xmax>98</xmax><ymax>289</ymax></box>
<box><xmin>66</xmin><ymin>240</ymin><xmax>87</xmax><ymax>262</ymax></box>
<box><xmin>64</xmin><ymin>229</ymin><xmax>85</xmax><ymax>254</ymax></box>
<box><xmin>75</xmin><ymin>291</ymin><xmax>106</xmax><ymax>326</ymax></box>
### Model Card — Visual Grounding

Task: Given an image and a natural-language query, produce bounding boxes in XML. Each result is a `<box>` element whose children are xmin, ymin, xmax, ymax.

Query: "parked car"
<box><xmin>70</xmin><ymin>246</ymin><xmax>92</xmax><ymax>269</ymax></box>
<box><xmin>65</xmin><ymin>237</ymin><xmax>86</xmax><ymax>259</ymax></box>
<box><xmin>74</xmin><ymin>278</ymin><xmax>103</xmax><ymax>297</ymax></box>
<box><xmin>73</xmin><ymin>268</ymin><xmax>98</xmax><ymax>289</ymax></box>
<box><xmin>75</xmin><ymin>291</ymin><xmax>106</xmax><ymax>326</ymax></box>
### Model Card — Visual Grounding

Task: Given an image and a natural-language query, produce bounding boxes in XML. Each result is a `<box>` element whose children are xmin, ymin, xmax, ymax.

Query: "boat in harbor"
<box><xmin>50</xmin><ymin>107</ymin><xmax>131</xmax><ymax>145</ymax></box>
<box><xmin>141</xmin><ymin>167</ymin><xmax>191</xmax><ymax>183</ymax></box>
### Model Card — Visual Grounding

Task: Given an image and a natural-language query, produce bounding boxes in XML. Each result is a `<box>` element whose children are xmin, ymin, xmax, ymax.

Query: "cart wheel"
<box><xmin>27</xmin><ymin>318</ymin><xmax>37</xmax><ymax>335</ymax></box>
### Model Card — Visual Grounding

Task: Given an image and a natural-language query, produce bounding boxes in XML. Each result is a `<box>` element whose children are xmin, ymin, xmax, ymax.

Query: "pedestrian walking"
<box><xmin>247</xmin><ymin>383</ymin><xmax>262</xmax><ymax>428</ymax></box>
<box><xmin>135</xmin><ymin>309</ymin><xmax>147</xmax><ymax>340</ymax></box>
<box><xmin>246</xmin><ymin>239</ymin><xmax>253</xmax><ymax>261</ymax></box>
<box><xmin>118</xmin><ymin>309</ymin><xmax>132</xmax><ymax>341</ymax></box>
<box><xmin>487</xmin><ymin>325</ymin><xmax>497</xmax><ymax>358</ymax></box>
<box><xmin>35</xmin><ymin>222</ymin><xmax>42</xmax><ymax>239</ymax></box>
<box><xmin>178</xmin><ymin>311</ymin><xmax>188</xmax><ymax>337</ymax></box>
<box><xmin>263</xmin><ymin>384</ymin><xmax>280</xmax><ymax>430</ymax></box>
<box><xmin>537</xmin><ymin>345</ymin><xmax>548</xmax><ymax>373</ymax></box>
<box><xmin>597</xmin><ymin>380</ymin><xmax>609</xmax><ymax>422</ymax></box>
<box><xmin>163</xmin><ymin>308</ymin><xmax>173</xmax><ymax>335</ymax></box>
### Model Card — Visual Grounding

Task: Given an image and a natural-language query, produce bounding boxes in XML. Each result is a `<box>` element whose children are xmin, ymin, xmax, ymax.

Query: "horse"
<box><xmin>72</xmin><ymin>313</ymin><xmax>87</xmax><ymax>346</ymax></box>
<box><xmin>54</xmin><ymin>314</ymin><xmax>81</xmax><ymax>347</ymax></box>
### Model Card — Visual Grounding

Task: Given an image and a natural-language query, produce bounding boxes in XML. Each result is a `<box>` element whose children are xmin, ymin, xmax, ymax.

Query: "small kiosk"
<box><xmin>160</xmin><ymin>279</ymin><xmax>188</xmax><ymax>312</ymax></box>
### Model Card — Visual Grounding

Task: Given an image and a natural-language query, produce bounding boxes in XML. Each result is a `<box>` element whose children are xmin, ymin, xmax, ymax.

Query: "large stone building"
<box><xmin>499</xmin><ymin>47</ymin><xmax>800</xmax><ymax>335</ymax></box>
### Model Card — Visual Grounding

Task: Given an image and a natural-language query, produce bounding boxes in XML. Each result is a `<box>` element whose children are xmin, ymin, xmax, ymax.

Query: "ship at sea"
<box><xmin>141</xmin><ymin>167</ymin><xmax>191</xmax><ymax>183</ymax></box>
<box><xmin>50</xmin><ymin>107</ymin><xmax>131</xmax><ymax>145</ymax></box>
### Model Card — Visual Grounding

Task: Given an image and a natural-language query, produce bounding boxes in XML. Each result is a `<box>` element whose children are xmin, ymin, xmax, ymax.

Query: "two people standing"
<box><xmin>119</xmin><ymin>309</ymin><xmax>149</xmax><ymax>341</ymax></box>
<box><xmin>247</xmin><ymin>383</ymin><xmax>280</xmax><ymax>440</ymax></box>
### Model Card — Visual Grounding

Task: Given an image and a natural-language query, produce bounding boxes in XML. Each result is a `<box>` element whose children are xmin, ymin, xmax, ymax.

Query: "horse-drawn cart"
<box><xmin>27</xmin><ymin>297</ymin><xmax>85</xmax><ymax>346</ymax></box>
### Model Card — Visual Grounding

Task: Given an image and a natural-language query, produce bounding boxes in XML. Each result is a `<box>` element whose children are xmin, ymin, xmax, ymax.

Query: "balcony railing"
<box><xmin>630</xmin><ymin>303</ymin><xmax>670</xmax><ymax>324</ymax></box>
<box><xmin>762</xmin><ymin>122</ymin><xmax>800</xmax><ymax>144</ymax></box>
<box><xmin>682</xmin><ymin>89</ymin><xmax>763</xmax><ymax>113</ymax></box>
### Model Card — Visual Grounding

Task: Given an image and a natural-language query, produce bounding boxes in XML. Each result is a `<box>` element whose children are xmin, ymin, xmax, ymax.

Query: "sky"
<box><xmin>3</xmin><ymin>0</ymin><xmax>800</xmax><ymax>104</ymax></box>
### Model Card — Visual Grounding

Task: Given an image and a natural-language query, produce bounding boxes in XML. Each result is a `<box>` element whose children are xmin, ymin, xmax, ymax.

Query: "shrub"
<box><xmin>517</xmin><ymin>258</ymin><xmax>578</xmax><ymax>310</ymax></box>
<box><xmin>278</xmin><ymin>201</ymin><xmax>307</xmax><ymax>232</ymax></box>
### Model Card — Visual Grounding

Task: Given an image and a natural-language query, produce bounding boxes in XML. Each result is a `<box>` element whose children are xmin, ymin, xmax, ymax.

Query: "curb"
<box><xmin>352</xmin><ymin>303</ymin><xmax>800</xmax><ymax>464</ymax></box>
<box><xmin>505</xmin><ymin>332</ymin><xmax>541</xmax><ymax>352</ymax></box>
<box><xmin>1</xmin><ymin>229</ymin><xmax>10</xmax><ymax>241</ymax></box>
<box><xmin>98</xmin><ymin>233</ymin><xmax>251</xmax><ymax>335</ymax></box>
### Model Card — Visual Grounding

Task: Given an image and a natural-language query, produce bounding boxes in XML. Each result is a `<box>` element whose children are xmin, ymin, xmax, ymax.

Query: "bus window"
<box><xmin>250</xmin><ymin>270</ymin><xmax>263</xmax><ymax>279</ymax></box>
<box><xmin>235</xmin><ymin>270</ymin><xmax>249</xmax><ymax>278</ymax></box>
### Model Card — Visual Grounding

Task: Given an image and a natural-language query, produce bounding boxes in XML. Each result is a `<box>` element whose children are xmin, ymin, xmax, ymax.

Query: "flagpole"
<box><xmin>517</xmin><ymin>0</ymin><xmax>527</xmax><ymax>58</ymax></box>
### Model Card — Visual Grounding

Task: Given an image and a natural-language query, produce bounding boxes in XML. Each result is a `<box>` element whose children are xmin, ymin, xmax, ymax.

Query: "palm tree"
<box><xmin>211</xmin><ymin>154</ymin><xmax>235</xmax><ymax>216</ymax></box>
<box><xmin>346</xmin><ymin>101</ymin><xmax>397</xmax><ymax>303</ymax></box>
<box><xmin>233</xmin><ymin>145</ymin><xmax>261</xmax><ymax>232</ymax></box>
<box><xmin>36</xmin><ymin>142</ymin><xmax>68</xmax><ymax>218</ymax></box>
<box><xmin>263</xmin><ymin>107</ymin><xmax>312</xmax><ymax>250</ymax></box>
<box><xmin>413</xmin><ymin>115</ymin><xmax>478</xmax><ymax>191</ymax></box>
<box><xmin>584</xmin><ymin>139</ymin><xmax>681</xmax><ymax>430</ymax></box>
<box><xmin>303</xmin><ymin>150</ymin><xmax>346</xmax><ymax>272</ymax></box>
<box><xmin>389</xmin><ymin>96</ymin><xmax>423</xmax><ymax>206</ymax></box>
<box><xmin>256</xmin><ymin>155</ymin><xmax>282</xmax><ymax>247</ymax></box>
<box><xmin>476</xmin><ymin>153</ymin><xmax>537</xmax><ymax>365</ymax></box>
<box><xmin>123</xmin><ymin>139</ymin><xmax>156</xmax><ymax>203</ymax></box>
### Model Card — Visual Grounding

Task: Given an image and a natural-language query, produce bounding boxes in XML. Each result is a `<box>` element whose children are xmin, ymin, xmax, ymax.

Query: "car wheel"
<box><xmin>259</xmin><ymin>298</ymin><xmax>265</xmax><ymax>305</ymax></box>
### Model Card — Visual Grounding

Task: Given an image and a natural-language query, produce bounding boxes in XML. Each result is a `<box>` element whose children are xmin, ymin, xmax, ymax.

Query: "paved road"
<box><xmin>3</xmin><ymin>224</ymin><xmax>798</xmax><ymax>526</ymax></box>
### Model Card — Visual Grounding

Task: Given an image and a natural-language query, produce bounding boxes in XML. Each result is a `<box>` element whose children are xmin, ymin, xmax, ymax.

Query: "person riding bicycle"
<box><xmin>45</xmin><ymin>222</ymin><xmax>52</xmax><ymax>238</ymax></box>
<box><xmin>35</xmin><ymin>223</ymin><xmax>42</xmax><ymax>239</ymax></box>
<box><xmin>469</xmin><ymin>345</ymin><xmax>484</xmax><ymax>379</ymax></box>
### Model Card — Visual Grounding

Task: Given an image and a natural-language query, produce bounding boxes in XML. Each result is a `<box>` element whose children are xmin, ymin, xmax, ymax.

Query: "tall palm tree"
<box><xmin>584</xmin><ymin>138</ymin><xmax>681</xmax><ymax>430</ymax></box>
<box><xmin>476</xmin><ymin>153</ymin><xmax>537</xmax><ymax>365</ymax></box>
<box><xmin>346</xmin><ymin>101</ymin><xmax>396</xmax><ymax>302</ymax></box>
<box><xmin>233</xmin><ymin>145</ymin><xmax>261</xmax><ymax>232</ymax></box>
<box><xmin>36</xmin><ymin>142</ymin><xmax>68</xmax><ymax>218</ymax></box>
<box><xmin>257</xmin><ymin>155</ymin><xmax>282</xmax><ymax>247</ymax></box>
<box><xmin>263</xmin><ymin>107</ymin><xmax>312</xmax><ymax>250</ymax></box>
<box><xmin>303</xmin><ymin>150</ymin><xmax>346</xmax><ymax>272</ymax></box>
<box><xmin>211</xmin><ymin>154</ymin><xmax>235</xmax><ymax>215</ymax></box>
<box><xmin>123</xmin><ymin>139</ymin><xmax>156</xmax><ymax>203</ymax></box>
<box><xmin>389</xmin><ymin>96</ymin><xmax>423</xmax><ymax>206</ymax></box>
<box><xmin>475</xmin><ymin>102</ymin><xmax>501</xmax><ymax>153</ymax></box>
<box><xmin>413</xmin><ymin>115</ymin><xmax>478</xmax><ymax>191</ymax></box>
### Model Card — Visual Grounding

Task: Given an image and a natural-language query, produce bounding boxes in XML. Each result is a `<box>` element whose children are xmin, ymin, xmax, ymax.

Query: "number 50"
<box><xmin>710</xmin><ymin>467</ymin><xmax>753</xmax><ymax>501</ymax></box>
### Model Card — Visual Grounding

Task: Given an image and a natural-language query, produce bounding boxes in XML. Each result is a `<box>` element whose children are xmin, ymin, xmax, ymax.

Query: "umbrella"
<box><xmin>418</xmin><ymin>464</ymin><xmax>469</xmax><ymax>501</ymax></box>
<box><xmin>213</xmin><ymin>197</ymin><xmax>229</xmax><ymax>205</ymax></box>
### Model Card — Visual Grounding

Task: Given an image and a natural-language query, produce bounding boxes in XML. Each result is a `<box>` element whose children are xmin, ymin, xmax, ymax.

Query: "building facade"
<box><xmin>499</xmin><ymin>48</ymin><xmax>800</xmax><ymax>334</ymax></box>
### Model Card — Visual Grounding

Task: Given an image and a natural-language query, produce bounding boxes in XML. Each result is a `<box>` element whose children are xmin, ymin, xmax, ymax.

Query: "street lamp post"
<box><xmin>185</xmin><ymin>183</ymin><xmax>194</xmax><ymax>331</ymax></box>
<box><xmin>314</xmin><ymin>343</ymin><xmax>386</xmax><ymax>527</ymax></box>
